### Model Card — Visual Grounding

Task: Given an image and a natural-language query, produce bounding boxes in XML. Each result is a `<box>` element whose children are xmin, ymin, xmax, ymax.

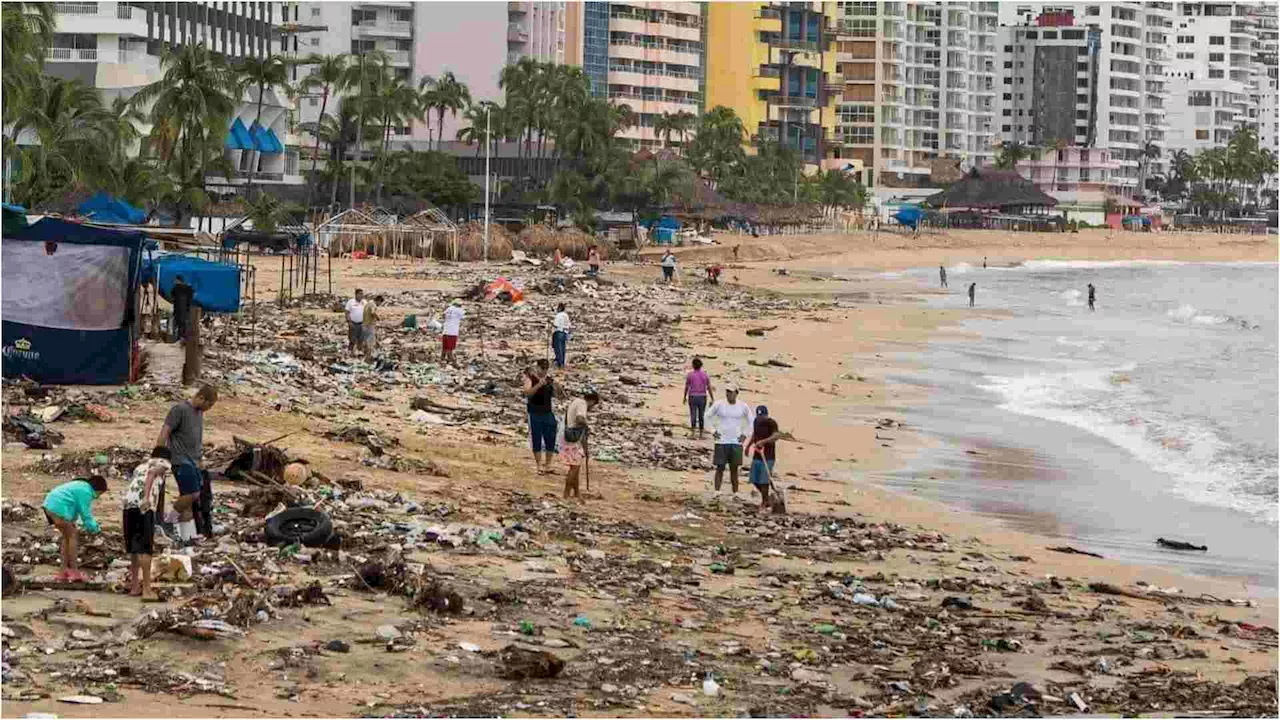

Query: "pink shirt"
<box><xmin>685</xmin><ymin>369</ymin><xmax>710</xmax><ymax>397</ymax></box>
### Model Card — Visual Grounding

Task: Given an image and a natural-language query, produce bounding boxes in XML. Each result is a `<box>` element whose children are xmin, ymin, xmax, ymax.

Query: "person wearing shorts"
<box><xmin>442</xmin><ymin>299</ymin><xmax>465</xmax><ymax>365</ymax></box>
<box><xmin>123</xmin><ymin>447</ymin><xmax>170</xmax><ymax>600</ymax></box>
<box><xmin>660</xmin><ymin>249</ymin><xmax>676</xmax><ymax>283</ymax></box>
<box><xmin>707</xmin><ymin>385</ymin><xmax>751</xmax><ymax>495</ymax></box>
<box><xmin>523</xmin><ymin>359</ymin><xmax>559</xmax><ymax>475</ymax></box>
<box><xmin>157</xmin><ymin>384</ymin><xmax>217</xmax><ymax>553</ymax></box>
<box><xmin>745</xmin><ymin>405</ymin><xmax>781</xmax><ymax>511</ymax></box>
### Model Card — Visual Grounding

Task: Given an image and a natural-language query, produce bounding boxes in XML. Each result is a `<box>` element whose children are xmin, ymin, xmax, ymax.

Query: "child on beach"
<box><xmin>41</xmin><ymin>475</ymin><xmax>107</xmax><ymax>581</ymax></box>
<box><xmin>123</xmin><ymin>448</ymin><xmax>172</xmax><ymax>600</ymax></box>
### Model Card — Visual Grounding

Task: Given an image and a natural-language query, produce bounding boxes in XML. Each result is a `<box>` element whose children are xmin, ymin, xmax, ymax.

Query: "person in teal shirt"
<box><xmin>42</xmin><ymin>476</ymin><xmax>107</xmax><ymax>582</ymax></box>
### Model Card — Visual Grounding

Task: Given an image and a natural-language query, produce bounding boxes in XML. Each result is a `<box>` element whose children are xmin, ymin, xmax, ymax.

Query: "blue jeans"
<box><xmin>529</xmin><ymin>412</ymin><xmax>557</xmax><ymax>454</ymax></box>
<box><xmin>688</xmin><ymin>395</ymin><xmax>707</xmax><ymax>430</ymax></box>
<box><xmin>552</xmin><ymin>331</ymin><xmax>568</xmax><ymax>368</ymax></box>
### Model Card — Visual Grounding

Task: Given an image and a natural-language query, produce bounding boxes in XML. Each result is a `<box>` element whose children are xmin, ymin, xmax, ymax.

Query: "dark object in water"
<box><xmin>1046</xmin><ymin>545</ymin><xmax>1104</xmax><ymax>559</ymax></box>
<box><xmin>1156</xmin><ymin>537</ymin><xmax>1208</xmax><ymax>552</ymax></box>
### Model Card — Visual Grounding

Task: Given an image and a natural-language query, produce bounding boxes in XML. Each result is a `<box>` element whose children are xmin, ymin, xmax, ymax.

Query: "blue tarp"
<box><xmin>227</xmin><ymin>118</ymin><xmax>253</xmax><ymax>151</ymax></box>
<box><xmin>2</xmin><ymin>218</ymin><xmax>144</xmax><ymax>385</ymax></box>
<box><xmin>141</xmin><ymin>254</ymin><xmax>241</xmax><ymax>313</ymax></box>
<box><xmin>892</xmin><ymin>206</ymin><xmax>923</xmax><ymax>229</ymax></box>
<box><xmin>76</xmin><ymin>192</ymin><xmax>146</xmax><ymax>225</ymax></box>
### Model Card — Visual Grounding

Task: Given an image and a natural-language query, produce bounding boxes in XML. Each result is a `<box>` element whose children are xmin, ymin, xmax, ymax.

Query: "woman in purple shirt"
<box><xmin>682</xmin><ymin>357</ymin><xmax>715</xmax><ymax>439</ymax></box>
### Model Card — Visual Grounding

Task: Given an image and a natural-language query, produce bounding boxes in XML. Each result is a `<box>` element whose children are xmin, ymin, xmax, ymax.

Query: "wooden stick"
<box><xmin>223</xmin><ymin>554</ymin><xmax>258</xmax><ymax>589</ymax></box>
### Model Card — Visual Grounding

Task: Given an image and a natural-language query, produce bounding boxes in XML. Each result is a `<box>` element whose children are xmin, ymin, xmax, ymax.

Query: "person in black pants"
<box><xmin>170</xmin><ymin>275</ymin><xmax>194</xmax><ymax>342</ymax></box>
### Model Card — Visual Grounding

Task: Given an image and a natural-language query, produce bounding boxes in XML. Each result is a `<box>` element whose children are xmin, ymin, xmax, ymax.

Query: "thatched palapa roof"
<box><xmin>922</xmin><ymin>168</ymin><xmax>1058</xmax><ymax>210</ymax></box>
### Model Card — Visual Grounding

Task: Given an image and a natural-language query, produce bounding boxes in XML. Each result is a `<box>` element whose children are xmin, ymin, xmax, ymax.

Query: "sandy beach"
<box><xmin>1</xmin><ymin>227</ymin><xmax>1275</xmax><ymax>718</ymax></box>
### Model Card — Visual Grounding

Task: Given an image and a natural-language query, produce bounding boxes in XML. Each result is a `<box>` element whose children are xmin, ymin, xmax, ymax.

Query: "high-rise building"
<box><xmin>1165</xmin><ymin>2</ymin><xmax>1265</xmax><ymax>154</ymax></box>
<box><xmin>831</xmin><ymin>2</ymin><xmax>1000</xmax><ymax>187</ymax></box>
<box><xmin>996</xmin><ymin>19</ymin><xmax>1104</xmax><ymax>151</ymax></box>
<box><xmin>573</xmin><ymin>2</ymin><xmax>705</xmax><ymax>150</ymax></box>
<box><xmin>507</xmin><ymin>2</ymin><xmax>568</xmax><ymax>65</ymax></box>
<box><xmin>42</xmin><ymin>1</ymin><xmax>297</xmax><ymax>188</ymax></box>
<box><xmin>706</xmin><ymin>2</ymin><xmax>835</xmax><ymax>168</ymax></box>
<box><xmin>1004</xmin><ymin>2</ymin><xmax>1173</xmax><ymax>195</ymax></box>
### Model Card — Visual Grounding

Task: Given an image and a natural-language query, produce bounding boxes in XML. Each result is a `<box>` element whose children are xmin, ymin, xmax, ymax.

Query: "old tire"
<box><xmin>264</xmin><ymin>507</ymin><xmax>333</xmax><ymax>547</ymax></box>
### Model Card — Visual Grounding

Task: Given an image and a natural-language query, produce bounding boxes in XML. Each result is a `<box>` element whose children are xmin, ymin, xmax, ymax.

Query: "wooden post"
<box><xmin>278</xmin><ymin>254</ymin><xmax>285</xmax><ymax>307</ymax></box>
<box><xmin>182</xmin><ymin>306</ymin><xmax>202</xmax><ymax>385</ymax></box>
<box><xmin>251</xmin><ymin>265</ymin><xmax>257</xmax><ymax>350</ymax></box>
<box><xmin>327</xmin><ymin>243</ymin><xmax>333</xmax><ymax>296</ymax></box>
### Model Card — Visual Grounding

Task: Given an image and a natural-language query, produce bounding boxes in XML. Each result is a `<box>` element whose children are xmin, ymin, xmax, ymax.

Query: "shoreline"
<box><xmin>2</xmin><ymin>228</ymin><xmax>1275</xmax><ymax>718</ymax></box>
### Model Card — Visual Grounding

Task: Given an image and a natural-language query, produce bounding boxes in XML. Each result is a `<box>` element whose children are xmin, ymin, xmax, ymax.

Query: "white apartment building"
<box><xmin>1004</xmin><ymin>2</ymin><xmax>1173</xmax><ymax>196</ymax></box>
<box><xmin>835</xmin><ymin>2</ymin><xmax>1000</xmax><ymax>188</ymax></box>
<box><xmin>1164</xmin><ymin>2</ymin><xmax>1269</xmax><ymax>154</ymax></box>
<box><xmin>42</xmin><ymin>1</ymin><xmax>298</xmax><ymax>188</ymax></box>
<box><xmin>600</xmin><ymin>2</ymin><xmax>704</xmax><ymax>150</ymax></box>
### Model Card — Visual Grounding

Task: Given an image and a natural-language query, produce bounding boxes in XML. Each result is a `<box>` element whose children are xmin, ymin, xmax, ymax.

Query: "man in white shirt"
<box><xmin>660</xmin><ymin>249</ymin><xmax>677</xmax><ymax>283</ymax></box>
<box><xmin>442</xmin><ymin>299</ymin><xmax>465</xmax><ymax>365</ymax></box>
<box><xmin>344</xmin><ymin>289</ymin><xmax>366</xmax><ymax>355</ymax></box>
<box><xmin>551</xmin><ymin>303</ymin><xmax>571</xmax><ymax>369</ymax></box>
<box><xmin>707</xmin><ymin>385</ymin><xmax>752</xmax><ymax>495</ymax></box>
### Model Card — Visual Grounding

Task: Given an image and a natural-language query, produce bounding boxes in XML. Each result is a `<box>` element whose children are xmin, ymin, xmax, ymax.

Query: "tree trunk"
<box><xmin>305</xmin><ymin>86</ymin><xmax>330</xmax><ymax>210</ymax></box>
<box><xmin>182</xmin><ymin>306</ymin><xmax>202</xmax><ymax>386</ymax></box>
<box><xmin>245</xmin><ymin>83</ymin><xmax>266</xmax><ymax>203</ymax></box>
<box><xmin>351</xmin><ymin>110</ymin><xmax>363</xmax><ymax>209</ymax></box>
<box><xmin>437</xmin><ymin>108</ymin><xmax>446</xmax><ymax>149</ymax></box>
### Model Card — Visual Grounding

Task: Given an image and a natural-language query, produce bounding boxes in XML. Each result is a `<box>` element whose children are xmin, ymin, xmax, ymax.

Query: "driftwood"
<box><xmin>410</xmin><ymin>397</ymin><xmax>463</xmax><ymax>413</ymax></box>
<box><xmin>23</xmin><ymin>577</ymin><xmax>111</xmax><ymax>592</ymax></box>
<box><xmin>1046</xmin><ymin>545</ymin><xmax>1104</xmax><ymax>559</ymax></box>
<box><xmin>745</xmin><ymin>326</ymin><xmax>777</xmax><ymax>337</ymax></box>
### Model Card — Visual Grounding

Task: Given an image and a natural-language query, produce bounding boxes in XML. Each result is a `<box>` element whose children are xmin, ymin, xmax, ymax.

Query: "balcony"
<box><xmin>771</xmin><ymin>95</ymin><xmax>820</xmax><ymax>109</ymax></box>
<box><xmin>507</xmin><ymin>24</ymin><xmax>529</xmax><ymax>43</ymax></box>
<box><xmin>47</xmin><ymin>47</ymin><xmax>98</xmax><ymax>62</ymax></box>
<box><xmin>508</xmin><ymin>1</ymin><xmax>528</xmax><ymax>13</ymax></box>
<box><xmin>353</xmin><ymin>20</ymin><xmax>412</xmax><ymax>39</ymax></box>
<box><xmin>774</xmin><ymin>38</ymin><xmax>821</xmax><ymax>52</ymax></box>
<box><xmin>385</xmin><ymin>50</ymin><xmax>411</xmax><ymax>66</ymax></box>
<box><xmin>52</xmin><ymin>1</ymin><xmax>146</xmax><ymax>36</ymax></box>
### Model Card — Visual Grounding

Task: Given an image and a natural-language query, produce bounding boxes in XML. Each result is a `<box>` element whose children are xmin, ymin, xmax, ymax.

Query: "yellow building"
<box><xmin>705</xmin><ymin>2</ymin><xmax>841</xmax><ymax>172</ymax></box>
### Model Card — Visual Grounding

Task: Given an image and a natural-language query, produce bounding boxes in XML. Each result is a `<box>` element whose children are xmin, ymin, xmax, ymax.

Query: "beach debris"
<box><xmin>941</xmin><ymin>596</ymin><xmax>976</xmax><ymax>611</ymax></box>
<box><xmin>1046</xmin><ymin>545</ymin><xmax>1104</xmax><ymax>559</ymax></box>
<box><xmin>745</xmin><ymin>326</ymin><xmax>776</xmax><ymax>337</ymax></box>
<box><xmin>263</xmin><ymin>507</ymin><xmax>333</xmax><ymax>548</ymax></box>
<box><xmin>2</xmin><ymin>414</ymin><xmax>63</xmax><ymax>449</ymax></box>
<box><xmin>498</xmin><ymin>645</ymin><xmax>564</xmax><ymax>679</ymax></box>
<box><xmin>1156</xmin><ymin>537</ymin><xmax>1208</xmax><ymax>552</ymax></box>
<box><xmin>57</xmin><ymin>696</ymin><xmax>103</xmax><ymax>705</ymax></box>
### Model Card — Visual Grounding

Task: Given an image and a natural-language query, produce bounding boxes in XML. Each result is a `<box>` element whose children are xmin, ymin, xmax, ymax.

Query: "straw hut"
<box><xmin>922</xmin><ymin>168</ymin><xmax>1059</xmax><ymax>215</ymax></box>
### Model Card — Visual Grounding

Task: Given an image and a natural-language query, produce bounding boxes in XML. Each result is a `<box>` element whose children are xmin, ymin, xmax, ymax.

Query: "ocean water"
<box><xmin>875</xmin><ymin>260</ymin><xmax>1279</xmax><ymax>585</ymax></box>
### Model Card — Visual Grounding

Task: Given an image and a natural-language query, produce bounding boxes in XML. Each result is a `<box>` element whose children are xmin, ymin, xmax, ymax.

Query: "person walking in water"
<box><xmin>1087</xmin><ymin>283</ymin><xmax>1096</xmax><ymax>311</ymax></box>
<box><xmin>983</xmin><ymin>256</ymin><xmax>987</xmax><ymax>269</ymax></box>
<box><xmin>939</xmin><ymin>265</ymin><xmax>948</xmax><ymax>288</ymax></box>
<box><xmin>968</xmin><ymin>282</ymin><xmax>976</xmax><ymax>307</ymax></box>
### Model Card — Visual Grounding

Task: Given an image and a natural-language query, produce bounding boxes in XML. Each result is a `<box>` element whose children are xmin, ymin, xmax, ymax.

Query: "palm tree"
<box><xmin>342</xmin><ymin>50</ymin><xmax>390</xmax><ymax>207</ymax></box>
<box><xmin>2</xmin><ymin>2</ymin><xmax>55</xmax><ymax>127</ymax></box>
<box><xmin>687</xmin><ymin>106</ymin><xmax>746</xmax><ymax>183</ymax></box>
<box><xmin>670</xmin><ymin>110</ymin><xmax>697</xmax><ymax>151</ymax></box>
<box><xmin>8</xmin><ymin>76</ymin><xmax>112</xmax><ymax>208</ymax></box>
<box><xmin>235</xmin><ymin>55</ymin><xmax>290</xmax><ymax>201</ymax></box>
<box><xmin>499</xmin><ymin>57</ymin><xmax>540</xmax><ymax>161</ymax></box>
<box><xmin>424</xmin><ymin>71</ymin><xmax>471</xmax><ymax>150</ymax></box>
<box><xmin>104</xmin><ymin>96</ymin><xmax>147</xmax><ymax>164</ymax></box>
<box><xmin>994</xmin><ymin>141</ymin><xmax>1032</xmax><ymax>170</ymax></box>
<box><xmin>653</xmin><ymin>113</ymin><xmax>676</xmax><ymax>148</ymax></box>
<box><xmin>317</xmin><ymin>103</ymin><xmax>359</xmax><ymax>207</ymax></box>
<box><xmin>296</xmin><ymin>53</ymin><xmax>349</xmax><ymax>208</ymax></box>
<box><xmin>372</xmin><ymin>77</ymin><xmax>418</xmax><ymax>204</ymax></box>
<box><xmin>132</xmin><ymin>44</ymin><xmax>239</xmax><ymax>224</ymax></box>
<box><xmin>1138</xmin><ymin>140</ymin><xmax>1161</xmax><ymax>200</ymax></box>
<box><xmin>457</xmin><ymin>100</ymin><xmax>502</xmax><ymax>157</ymax></box>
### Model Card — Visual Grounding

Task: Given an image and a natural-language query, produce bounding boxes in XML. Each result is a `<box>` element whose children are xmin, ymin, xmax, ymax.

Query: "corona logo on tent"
<box><xmin>3</xmin><ymin>338</ymin><xmax>39</xmax><ymax>362</ymax></box>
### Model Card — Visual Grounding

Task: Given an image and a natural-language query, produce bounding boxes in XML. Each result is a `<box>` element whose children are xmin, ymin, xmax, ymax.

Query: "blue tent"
<box><xmin>226</xmin><ymin>118</ymin><xmax>254</xmax><ymax>150</ymax></box>
<box><xmin>77</xmin><ymin>192</ymin><xmax>146</xmax><ymax>225</ymax></box>
<box><xmin>892</xmin><ymin>206</ymin><xmax>924</xmax><ymax>230</ymax></box>
<box><xmin>141</xmin><ymin>254</ymin><xmax>241</xmax><ymax>313</ymax></box>
<box><xmin>2</xmin><ymin>218</ymin><xmax>144</xmax><ymax>384</ymax></box>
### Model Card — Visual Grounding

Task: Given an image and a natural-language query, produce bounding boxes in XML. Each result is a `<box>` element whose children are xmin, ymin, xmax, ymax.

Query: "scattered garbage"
<box><xmin>1157</xmin><ymin>537</ymin><xmax>1208</xmax><ymax>552</ymax></box>
<box><xmin>498</xmin><ymin>645</ymin><xmax>564</xmax><ymax>679</ymax></box>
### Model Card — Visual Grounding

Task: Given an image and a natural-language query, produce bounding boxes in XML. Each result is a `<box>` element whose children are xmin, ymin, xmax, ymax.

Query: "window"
<box><xmin>1002</xmin><ymin>108</ymin><xmax>1012</xmax><ymax>116</ymax></box>
<box><xmin>1017</xmin><ymin>61</ymin><xmax>1024</xmax><ymax>68</ymax></box>
<box><xmin>1077</xmin><ymin>46</ymin><xmax>1088</xmax><ymax>55</ymax></box>
<box><xmin>1002</xmin><ymin>124</ymin><xmax>1012</xmax><ymax>132</ymax></box>
<box><xmin>1077</xmin><ymin>110</ymin><xmax>1088</xmax><ymax>119</ymax></box>
<box><xmin>1086</xmin><ymin>5</ymin><xmax>1099</xmax><ymax>15</ymax></box>
<box><xmin>841</xmin><ymin>126</ymin><xmax>874</xmax><ymax>144</ymax></box>
<box><xmin>1057</xmin><ymin>150</ymin><xmax>1065</xmax><ymax>162</ymax></box>
<box><xmin>1209</xmin><ymin>52</ymin><xmax>1224</xmax><ymax>61</ymax></box>
<box><xmin>1077</xmin><ymin>94</ymin><xmax>1088</xmax><ymax>103</ymax></box>
<box><xmin>1018</xmin><ymin>93</ymin><xmax>1025</xmax><ymax>100</ymax></box>
<box><xmin>310</xmin><ymin>7</ymin><xmax>320</xmax><ymax>17</ymax></box>
<box><xmin>1043</xmin><ymin>31</ymin><xmax>1057</xmax><ymax>39</ymax></box>
<box><xmin>393</xmin><ymin>8</ymin><xmax>411</xmax><ymax>22</ymax></box>
<box><xmin>1025</xmin><ymin>31</ymin><xmax>1038</xmax><ymax>39</ymax></box>
<box><xmin>309</xmin><ymin>97</ymin><xmax>318</xmax><ymax>107</ymax></box>
<box><xmin>1003</xmin><ymin>77</ymin><xmax>1012</xmax><ymax>85</ymax></box>
<box><xmin>1004</xmin><ymin>45</ymin><xmax>1013</xmax><ymax>52</ymax></box>
<box><xmin>1195</xmin><ymin>129</ymin><xmax>1209</xmax><ymax>139</ymax></box>
<box><xmin>1080</xmin><ymin>169</ymin><xmax>1090</xmax><ymax>181</ymax></box>
<box><xmin>311</xmin><ymin>37</ymin><xmax>320</xmax><ymax>46</ymax></box>
<box><xmin>1018</xmin><ymin>77</ymin><xmax>1024</xmax><ymax>84</ymax></box>
<box><xmin>1003</xmin><ymin>92</ymin><xmax>1012</xmax><ymax>100</ymax></box>
<box><xmin>1077</xmin><ymin>78</ymin><xmax>1089</xmax><ymax>87</ymax></box>
<box><xmin>838</xmin><ymin>104</ymin><xmax>875</xmax><ymax>123</ymax></box>
<box><xmin>1177</xmin><ymin>35</ymin><xmax>1194</xmax><ymax>43</ymax></box>
<box><xmin>1081</xmin><ymin>150</ymin><xmax>1089</xmax><ymax>162</ymax></box>
<box><xmin>1063</xmin><ymin>30</ymin><xmax>1084</xmax><ymax>40</ymax></box>
<box><xmin>1004</xmin><ymin>60</ymin><xmax>1013</xmax><ymax>68</ymax></box>
<box><xmin>1078</xmin><ymin>62</ymin><xmax>1088</xmax><ymax>71</ymax></box>
<box><xmin>1209</xmin><ymin>36</ymin><xmax>1224</xmax><ymax>45</ymax></box>
<box><xmin>1209</xmin><ymin>69</ymin><xmax>1224</xmax><ymax>78</ymax></box>
<box><xmin>1176</xmin><ymin>51</ymin><xmax>1194</xmax><ymax>59</ymax></box>
<box><xmin>352</xmin><ymin>8</ymin><xmax>376</xmax><ymax>24</ymax></box>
